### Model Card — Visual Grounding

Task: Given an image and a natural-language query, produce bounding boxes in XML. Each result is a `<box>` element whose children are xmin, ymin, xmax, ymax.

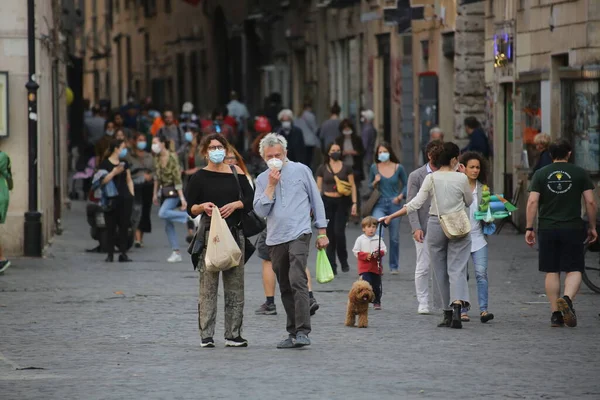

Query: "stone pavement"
<box><xmin>1</xmin><ymin>200</ymin><xmax>600</xmax><ymax>400</ymax></box>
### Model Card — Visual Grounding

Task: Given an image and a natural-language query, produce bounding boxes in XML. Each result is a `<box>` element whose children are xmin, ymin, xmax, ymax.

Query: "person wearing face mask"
<box><xmin>186</xmin><ymin>134</ymin><xmax>255</xmax><ymax>348</ymax></box>
<box><xmin>369</xmin><ymin>142</ymin><xmax>408</xmax><ymax>274</ymax></box>
<box><xmin>125</xmin><ymin>132</ymin><xmax>155</xmax><ymax>248</ymax></box>
<box><xmin>152</xmin><ymin>135</ymin><xmax>189</xmax><ymax>263</ymax></box>
<box><xmin>99</xmin><ymin>139</ymin><xmax>135</xmax><ymax>262</ymax></box>
<box><xmin>253</xmin><ymin>133</ymin><xmax>328</xmax><ymax>349</ymax></box>
<box><xmin>316</xmin><ymin>142</ymin><xmax>358</xmax><ymax>274</ymax></box>
<box><xmin>335</xmin><ymin>118</ymin><xmax>365</xmax><ymax>190</ymax></box>
<box><xmin>381</xmin><ymin>142</ymin><xmax>473</xmax><ymax>329</ymax></box>
<box><xmin>95</xmin><ymin>121</ymin><xmax>116</xmax><ymax>167</ymax></box>
<box><xmin>276</xmin><ymin>109</ymin><xmax>307</xmax><ymax>165</ymax></box>
<box><xmin>203</xmin><ymin>109</ymin><xmax>235</xmax><ymax>144</ymax></box>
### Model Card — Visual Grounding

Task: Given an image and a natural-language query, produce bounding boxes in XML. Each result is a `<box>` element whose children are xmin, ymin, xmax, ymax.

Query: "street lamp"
<box><xmin>24</xmin><ymin>0</ymin><xmax>42</xmax><ymax>257</ymax></box>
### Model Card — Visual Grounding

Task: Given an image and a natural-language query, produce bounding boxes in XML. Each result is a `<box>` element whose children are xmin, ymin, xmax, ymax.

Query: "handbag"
<box><xmin>204</xmin><ymin>207</ymin><xmax>242</xmax><ymax>272</ymax></box>
<box><xmin>431</xmin><ymin>176</ymin><xmax>471</xmax><ymax>240</ymax></box>
<box><xmin>230</xmin><ymin>165</ymin><xmax>266</xmax><ymax>237</ymax></box>
<box><xmin>326</xmin><ymin>164</ymin><xmax>352</xmax><ymax>196</ymax></box>
<box><xmin>160</xmin><ymin>185</ymin><xmax>178</xmax><ymax>199</ymax></box>
<box><xmin>361</xmin><ymin>164</ymin><xmax>382</xmax><ymax>217</ymax></box>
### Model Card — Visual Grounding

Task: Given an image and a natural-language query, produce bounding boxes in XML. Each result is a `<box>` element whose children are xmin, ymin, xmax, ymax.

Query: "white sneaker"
<box><xmin>418</xmin><ymin>305</ymin><xmax>430</xmax><ymax>315</ymax></box>
<box><xmin>167</xmin><ymin>251</ymin><xmax>182</xmax><ymax>263</ymax></box>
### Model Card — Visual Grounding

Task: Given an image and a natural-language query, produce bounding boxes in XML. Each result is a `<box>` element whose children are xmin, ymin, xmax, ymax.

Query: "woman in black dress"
<box><xmin>99</xmin><ymin>139</ymin><xmax>134</xmax><ymax>262</ymax></box>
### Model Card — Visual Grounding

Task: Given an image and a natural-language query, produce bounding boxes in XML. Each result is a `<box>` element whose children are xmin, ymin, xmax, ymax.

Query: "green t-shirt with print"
<box><xmin>529</xmin><ymin>162</ymin><xmax>595</xmax><ymax>230</ymax></box>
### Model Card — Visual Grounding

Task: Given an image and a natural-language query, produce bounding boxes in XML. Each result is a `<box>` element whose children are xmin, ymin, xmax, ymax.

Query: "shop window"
<box><xmin>520</xmin><ymin>82</ymin><xmax>541</xmax><ymax>168</ymax></box>
<box><xmin>562</xmin><ymin>80</ymin><xmax>600</xmax><ymax>174</ymax></box>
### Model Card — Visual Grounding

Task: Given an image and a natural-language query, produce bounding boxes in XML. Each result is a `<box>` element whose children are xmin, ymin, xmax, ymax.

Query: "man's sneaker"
<box><xmin>418</xmin><ymin>304</ymin><xmax>430</xmax><ymax>315</ymax></box>
<box><xmin>557</xmin><ymin>296</ymin><xmax>577</xmax><ymax>327</ymax></box>
<box><xmin>294</xmin><ymin>333</ymin><xmax>310</xmax><ymax>347</ymax></box>
<box><xmin>551</xmin><ymin>311</ymin><xmax>564</xmax><ymax>327</ymax></box>
<box><xmin>0</xmin><ymin>260</ymin><xmax>11</xmax><ymax>273</ymax></box>
<box><xmin>225</xmin><ymin>337</ymin><xmax>248</xmax><ymax>347</ymax></box>
<box><xmin>167</xmin><ymin>251</ymin><xmax>183</xmax><ymax>263</ymax></box>
<box><xmin>277</xmin><ymin>337</ymin><xmax>296</xmax><ymax>349</ymax></box>
<box><xmin>390</xmin><ymin>270</ymin><xmax>399</xmax><ymax>275</ymax></box>
<box><xmin>255</xmin><ymin>302</ymin><xmax>277</xmax><ymax>315</ymax></box>
<box><xmin>373</xmin><ymin>303</ymin><xmax>382</xmax><ymax>310</ymax></box>
<box><xmin>201</xmin><ymin>337</ymin><xmax>215</xmax><ymax>348</ymax></box>
<box><xmin>310</xmin><ymin>298</ymin><xmax>320</xmax><ymax>316</ymax></box>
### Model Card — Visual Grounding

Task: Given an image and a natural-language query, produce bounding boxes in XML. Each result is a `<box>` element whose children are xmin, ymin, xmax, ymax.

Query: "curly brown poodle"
<box><xmin>345</xmin><ymin>279</ymin><xmax>375</xmax><ymax>328</ymax></box>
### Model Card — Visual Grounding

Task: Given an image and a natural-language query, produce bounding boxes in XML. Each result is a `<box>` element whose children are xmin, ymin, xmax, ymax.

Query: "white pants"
<box><xmin>414</xmin><ymin>239</ymin><xmax>431</xmax><ymax>308</ymax></box>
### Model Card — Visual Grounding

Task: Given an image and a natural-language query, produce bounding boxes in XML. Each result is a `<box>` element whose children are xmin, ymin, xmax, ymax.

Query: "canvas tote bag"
<box><xmin>204</xmin><ymin>207</ymin><xmax>242</xmax><ymax>272</ymax></box>
<box><xmin>431</xmin><ymin>177</ymin><xmax>471</xmax><ymax>240</ymax></box>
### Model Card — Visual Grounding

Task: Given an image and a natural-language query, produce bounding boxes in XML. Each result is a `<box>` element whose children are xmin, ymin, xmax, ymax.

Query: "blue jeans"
<box><xmin>463</xmin><ymin>245</ymin><xmax>489</xmax><ymax>313</ymax></box>
<box><xmin>158</xmin><ymin>198</ymin><xmax>189</xmax><ymax>251</ymax></box>
<box><xmin>371</xmin><ymin>197</ymin><xmax>403</xmax><ymax>271</ymax></box>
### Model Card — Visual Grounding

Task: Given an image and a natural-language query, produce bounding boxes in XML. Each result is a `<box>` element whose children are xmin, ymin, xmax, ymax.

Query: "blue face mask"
<box><xmin>378</xmin><ymin>152</ymin><xmax>390</xmax><ymax>162</ymax></box>
<box><xmin>208</xmin><ymin>149</ymin><xmax>226</xmax><ymax>164</ymax></box>
<box><xmin>185</xmin><ymin>131</ymin><xmax>194</xmax><ymax>143</ymax></box>
<box><xmin>119</xmin><ymin>148</ymin><xmax>128</xmax><ymax>158</ymax></box>
<box><xmin>137</xmin><ymin>141</ymin><xmax>147</xmax><ymax>150</ymax></box>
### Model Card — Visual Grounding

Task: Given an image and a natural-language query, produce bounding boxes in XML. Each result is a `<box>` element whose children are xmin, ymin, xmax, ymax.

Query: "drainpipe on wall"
<box><xmin>24</xmin><ymin>0</ymin><xmax>42</xmax><ymax>257</ymax></box>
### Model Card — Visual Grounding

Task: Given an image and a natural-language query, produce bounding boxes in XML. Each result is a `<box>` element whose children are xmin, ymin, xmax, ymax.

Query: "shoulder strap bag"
<box><xmin>361</xmin><ymin>164</ymin><xmax>381</xmax><ymax>217</ymax></box>
<box><xmin>431</xmin><ymin>176</ymin><xmax>471</xmax><ymax>240</ymax></box>
<box><xmin>230</xmin><ymin>165</ymin><xmax>266</xmax><ymax>237</ymax></box>
<box><xmin>326</xmin><ymin>163</ymin><xmax>352</xmax><ymax>196</ymax></box>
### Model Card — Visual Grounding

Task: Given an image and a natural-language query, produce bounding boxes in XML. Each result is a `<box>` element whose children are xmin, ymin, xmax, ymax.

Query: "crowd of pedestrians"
<box><xmin>73</xmin><ymin>93</ymin><xmax>597</xmax><ymax>348</ymax></box>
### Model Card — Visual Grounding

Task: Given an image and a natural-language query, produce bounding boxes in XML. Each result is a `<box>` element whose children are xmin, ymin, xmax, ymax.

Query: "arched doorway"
<box><xmin>213</xmin><ymin>7</ymin><xmax>230</xmax><ymax>107</ymax></box>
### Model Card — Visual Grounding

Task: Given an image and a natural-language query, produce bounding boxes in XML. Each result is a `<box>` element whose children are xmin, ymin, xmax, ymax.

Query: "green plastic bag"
<box><xmin>316</xmin><ymin>249</ymin><xmax>334</xmax><ymax>284</ymax></box>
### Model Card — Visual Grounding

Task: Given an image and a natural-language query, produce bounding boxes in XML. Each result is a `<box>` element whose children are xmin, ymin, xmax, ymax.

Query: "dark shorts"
<box><xmin>538</xmin><ymin>228</ymin><xmax>585</xmax><ymax>273</ymax></box>
<box><xmin>256</xmin><ymin>230</ymin><xmax>270</xmax><ymax>261</ymax></box>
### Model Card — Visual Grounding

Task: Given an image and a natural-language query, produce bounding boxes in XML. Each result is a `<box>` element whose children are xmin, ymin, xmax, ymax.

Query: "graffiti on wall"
<box><xmin>570</xmin><ymin>81</ymin><xmax>600</xmax><ymax>173</ymax></box>
<box><xmin>392</xmin><ymin>57</ymin><xmax>402</xmax><ymax>105</ymax></box>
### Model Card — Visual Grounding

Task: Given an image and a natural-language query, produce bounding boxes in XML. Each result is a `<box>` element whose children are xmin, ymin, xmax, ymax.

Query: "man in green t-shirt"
<box><xmin>526</xmin><ymin>139</ymin><xmax>597</xmax><ymax>328</ymax></box>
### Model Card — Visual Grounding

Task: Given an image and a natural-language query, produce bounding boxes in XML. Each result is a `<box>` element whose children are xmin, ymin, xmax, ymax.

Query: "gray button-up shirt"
<box><xmin>254</xmin><ymin>161</ymin><xmax>328</xmax><ymax>246</ymax></box>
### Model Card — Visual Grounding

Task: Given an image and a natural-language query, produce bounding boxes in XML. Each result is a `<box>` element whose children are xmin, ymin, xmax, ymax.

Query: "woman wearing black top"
<box><xmin>99</xmin><ymin>139</ymin><xmax>134</xmax><ymax>262</ymax></box>
<box><xmin>316</xmin><ymin>142</ymin><xmax>358</xmax><ymax>274</ymax></box>
<box><xmin>186</xmin><ymin>134</ymin><xmax>254</xmax><ymax>348</ymax></box>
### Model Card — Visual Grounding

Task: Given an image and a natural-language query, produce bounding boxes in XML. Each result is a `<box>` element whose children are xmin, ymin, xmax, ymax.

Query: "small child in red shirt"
<box><xmin>352</xmin><ymin>216</ymin><xmax>387</xmax><ymax>309</ymax></box>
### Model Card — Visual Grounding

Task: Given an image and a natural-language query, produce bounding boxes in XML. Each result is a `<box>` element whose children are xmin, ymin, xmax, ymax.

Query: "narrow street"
<box><xmin>1</xmin><ymin>200</ymin><xmax>600</xmax><ymax>399</ymax></box>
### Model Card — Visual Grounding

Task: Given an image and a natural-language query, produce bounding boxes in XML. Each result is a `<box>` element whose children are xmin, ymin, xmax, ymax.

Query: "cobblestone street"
<box><xmin>1</xmin><ymin>201</ymin><xmax>600</xmax><ymax>399</ymax></box>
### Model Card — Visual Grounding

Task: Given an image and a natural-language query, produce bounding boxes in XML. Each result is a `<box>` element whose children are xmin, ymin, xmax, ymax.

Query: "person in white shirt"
<box><xmin>459</xmin><ymin>152</ymin><xmax>495</xmax><ymax>324</ymax></box>
<box><xmin>406</xmin><ymin>140</ymin><xmax>443</xmax><ymax>315</ymax></box>
<box><xmin>352</xmin><ymin>217</ymin><xmax>387</xmax><ymax>309</ymax></box>
<box><xmin>381</xmin><ymin>142</ymin><xmax>473</xmax><ymax>329</ymax></box>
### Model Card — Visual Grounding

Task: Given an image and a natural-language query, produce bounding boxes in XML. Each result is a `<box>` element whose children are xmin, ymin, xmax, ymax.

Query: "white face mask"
<box><xmin>281</xmin><ymin>121</ymin><xmax>291</xmax><ymax>130</ymax></box>
<box><xmin>106</xmin><ymin>130</ymin><xmax>114</xmax><ymax>136</ymax></box>
<box><xmin>151</xmin><ymin>143</ymin><xmax>162</xmax><ymax>154</ymax></box>
<box><xmin>342</xmin><ymin>129</ymin><xmax>352</xmax><ymax>136</ymax></box>
<box><xmin>267</xmin><ymin>158</ymin><xmax>284</xmax><ymax>171</ymax></box>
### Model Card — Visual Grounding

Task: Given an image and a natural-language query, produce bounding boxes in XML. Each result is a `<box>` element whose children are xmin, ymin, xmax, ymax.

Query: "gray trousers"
<box><xmin>269</xmin><ymin>233</ymin><xmax>311</xmax><ymax>337</ymax></box>
<box><xmin>197</xmin><ymin>230</ymin><xmax>245</xmax><ymax>340</ymax></box>
<box><xmin>426</xmin><ymin>218</ymin><xmax>471</xmax><ymax>309</ymax></box>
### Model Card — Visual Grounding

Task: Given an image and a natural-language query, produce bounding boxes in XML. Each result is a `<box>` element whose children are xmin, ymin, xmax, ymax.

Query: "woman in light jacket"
<box><xmin>152</xmin><ymin>135</ymin><xmax>189</xmax><ymax>263</ymax></box>
<box><xmin>382</xmin><ymin>142</ymin><xmax>473</xmax><ymax>329</ymax></box>
<box><xmin>459</xmin><ymin>151</ymin><xmax>494</xmax><ymax>324</ymax></box>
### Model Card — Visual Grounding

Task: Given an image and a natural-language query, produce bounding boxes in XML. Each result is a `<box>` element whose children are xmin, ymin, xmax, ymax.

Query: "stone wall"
<box><xmin>454</xmin><ymin>1</ymin><xmax>486</xmax><ymax>142</ymax></box>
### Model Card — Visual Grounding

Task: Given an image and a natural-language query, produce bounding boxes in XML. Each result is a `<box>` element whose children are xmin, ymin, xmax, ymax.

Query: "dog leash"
<box><xmin>377</xmin><ymin>221</ymin><xmax>385</xmax><ymax>274</ymax></box>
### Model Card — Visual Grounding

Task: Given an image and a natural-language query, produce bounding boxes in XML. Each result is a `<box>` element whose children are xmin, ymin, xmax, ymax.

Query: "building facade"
<box><xmin>0</xmin><ymin>0</ymin><xmax>70</xmax><ymax>255</ymax></box>
<box><xmin>485</xmin><ymin>0</ymin><xmax>600</xmax><ymax>226</ymax></box>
